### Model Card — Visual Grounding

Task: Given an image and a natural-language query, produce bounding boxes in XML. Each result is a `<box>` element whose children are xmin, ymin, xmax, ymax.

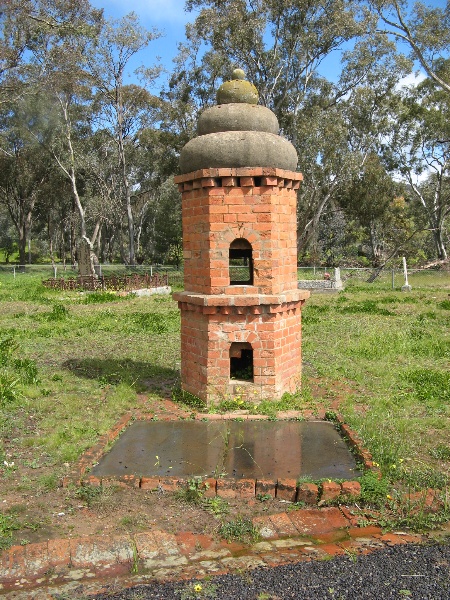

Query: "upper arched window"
<box><xmin>229</xmin><ymin>238</ymin><xmax>253</xmax><ymax>285</ymax></box>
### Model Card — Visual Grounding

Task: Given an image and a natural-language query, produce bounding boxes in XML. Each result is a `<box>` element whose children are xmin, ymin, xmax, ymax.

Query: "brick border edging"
<box><xmin>0</xmin><ymin>507</ymin><xmax>428</xmax><ymax>595</ymax></box>
<box><xmin>331</xmin><ymin>414</ymin><xmax>382</xmax><ymax>475</ymax></box>
<box><xmin>62</xmin><ymin>411</ymin><xmax>381</xmax><ymax>505</ymax></box>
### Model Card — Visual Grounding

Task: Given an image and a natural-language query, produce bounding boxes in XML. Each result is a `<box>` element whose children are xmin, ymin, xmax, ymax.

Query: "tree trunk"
<box><xmin>433</xmin><ymin>227</ymin><xmax>448</xmax><ymax>261</ymax></box>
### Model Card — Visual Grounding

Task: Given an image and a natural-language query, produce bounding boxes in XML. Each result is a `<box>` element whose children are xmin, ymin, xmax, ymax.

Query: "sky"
<box><xmin>89</xmin><ymin>0</ymin><xmax>448</xmax><ymax>89</ymax></box>
<box><xmin>90</xmin><ymin>0</ymin><xmax>195</xmax><ymax>86</ymax></box>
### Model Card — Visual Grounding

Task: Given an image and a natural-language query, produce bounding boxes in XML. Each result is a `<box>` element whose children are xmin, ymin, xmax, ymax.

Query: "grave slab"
<box><xmin>91</xmin><ymin>421</ymin><xmax>360</xmax><ymax>480</ymax></box>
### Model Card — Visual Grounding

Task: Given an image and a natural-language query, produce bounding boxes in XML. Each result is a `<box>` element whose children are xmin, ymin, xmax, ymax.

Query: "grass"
<box><xmin>0</xmin><ymin>274</ymin><xmax>180</xmax><ymax>469</ymax></box>
<box><xmin>0</xmin><ymin>270</ymin><xmax>449</xmax><ymax>539</ymax></box>
<box><xmin>301</xmin><ymin>279</ymin><xmax>450</xmax><ymax>491</ymax></box>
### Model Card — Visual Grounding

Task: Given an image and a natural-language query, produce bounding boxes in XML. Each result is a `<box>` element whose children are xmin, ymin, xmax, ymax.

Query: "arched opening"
<box><xmin>229</xmin><ymin>238</ymin><xmax>253</xmax><ymax>285</ymax></box>
<box><xmin>230</xmin><ymin>342</ymin><xmax>254</xmax><ymax>381</ymax></box>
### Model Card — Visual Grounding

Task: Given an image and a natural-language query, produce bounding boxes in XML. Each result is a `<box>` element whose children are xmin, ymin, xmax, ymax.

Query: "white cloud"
<box><xmin>396</xmin><ymin>71</ymin><xmax>427</xmax><ymax>90</ymax></box>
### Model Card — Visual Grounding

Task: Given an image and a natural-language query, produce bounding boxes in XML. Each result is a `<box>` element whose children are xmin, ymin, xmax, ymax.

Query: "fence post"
<box><xmin>13</xmin><ymin>266</ymin><xmax>16</xmax><ymax>279</ymax></box>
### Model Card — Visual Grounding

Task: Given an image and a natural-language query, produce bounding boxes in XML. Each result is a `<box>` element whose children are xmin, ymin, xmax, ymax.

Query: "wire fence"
<box><xmin>0</xmin><ymin>263</ymin><xmax>448</xmax><ymax>290</ymax></box>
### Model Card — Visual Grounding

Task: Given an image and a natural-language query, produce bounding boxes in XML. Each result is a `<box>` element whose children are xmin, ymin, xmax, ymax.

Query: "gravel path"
<box><xmin>91</xmin><ymin>542</ymin><xmax>449</xmax><ymax>599</ymax></box>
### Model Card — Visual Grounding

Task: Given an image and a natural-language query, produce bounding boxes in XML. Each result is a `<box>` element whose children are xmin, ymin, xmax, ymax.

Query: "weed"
<box><xmin>203</xmin><ymin>496</ymin><xmax>229</xmax><ymax>517</ymax></box>
<box><xmin>119</xmin><ymin>515</ymin><xmax>147</xmax><ymax>531</ymax></box>
<box><xmin>0</xmin><ymin>371</ymin><xmax>20</xmax><ymax>406</ymax></box>
<box><xmin>176</xmin><ymin>580</ymin><xmax>217</xmax><ymax>599</ymax></box>
<box><xmin>438</xmin><ymin>299</ymin><xmax>450</xmax><ymax>310</ymax></box>
<box><xmin>429</xmin><ymin>444</ymin><xmax>450</xmax><ymax>461</ymax></box>
<box><xmin>359</xmin><ymin>471</ymin><xmax>390</xmax><ymax>506</ymax></box>
<box><xmin>38</xmin><ymin>473</ymin><xmax>59</xmax><ymax>492</ymax></box>
<box><xmin>216</xmin><ymin>394</ymin><xmax>253</xmax><ymax>413</ymax></box>
<box><xmin>339</xmin><ymin>300</ymin><xmax>394</xmax><ymax>316</ymax></box>
<box><xmin>74</xmin><ymin>484</ymin><xmax>103</xmax><ymax>507</ymax></box>
<box><xmin>13</xmin><ymin>358</ymin><xmax>40</xmax><ymax>384</ymax></box>
<box><xmin>218</xmin><ymin>516</ymin><xmax>260</xmax><ymax>544</ymax></box>
<box><xmin>286</xmin><ymin>501</ymin><xmax>306</xmax><ymax>511</ymax></box>
<box><xmin>130</xmin><ymin>537</ymin><xmax>139</xmax><ymax>574</ymax></box>
<box><xmin>0</xmin><ymin>512</ymin><xmax>20</xmax><ymax>550</ymax></box>
<box><xmin>403</xmin><ymin>369</ymin><xmax>450</xmax><ymax>409</ymax></box>
<box><xmin>130</xmin><ymin>311</ymin><xmax>180</xmax><ymax>334</ymax></box>
<box><xmin>46</xmin><ymin>303</ymin><xmax>69</xmax><ymax>321</ymax></box>
<box><xmin>172</xmin><ymin>387</ymin><xmax>206</xmax><ymax>411</ymax></box>
<box><xmin>175</xmin><ymin>477</ymin><xmax>209</xmax><ymax>504</ymax></box>
<box><xmin>400</xmin><ymin>466</ymin><xmax>448</xmax><ymax>491</ymax></box>
<box><xmin>82</xmin><ymin>292</ymin><xmax>121</xmax><ymax>304</ymax></box>
<box><xmin>256</xmin><ymin>493</ymin><xmax>272</xmax><ymax>502</ymax></box>
<box><xmin>0</xmin><ymin>337</ymin><xmax>18</xmax><ymax>365</ymax></box>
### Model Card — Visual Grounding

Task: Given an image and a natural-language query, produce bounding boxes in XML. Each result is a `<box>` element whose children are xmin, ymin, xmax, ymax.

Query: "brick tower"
<box><xmin>173</xmin><ymin>70</ymin><xmax>309</xmax><ymax>404</ymax></box>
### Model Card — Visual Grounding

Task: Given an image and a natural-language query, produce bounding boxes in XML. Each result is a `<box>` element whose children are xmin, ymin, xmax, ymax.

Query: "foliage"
<box><xmin>74</xmin><ymin>484</ymin><xmax>103</xmax><ymax>508</ymax></box>
<box><xmin>82</xmin><ymin>292</ymin><xmax>125</xmax><ymax>304</ymax></box>
<box><xmin>176</xmin><ymin>580</ymin><xmax>217</xmax><ymax>600</ymax></box>
<box><xmin>46</xmin><ymin>303</ymin><xmax>69</xmax><ymax>321</ymax></box>
<box><xmin>218</xmin><ymin>516</ymin><xmax>260</xmax><ymax>544</ymax></box>
<box><xmin>0</xmin><ymin>512</ymin><xmax>20</xmax><ymax>550</ymax></box>
<box><xmin>203</xmin><ymin>496</ymin><xmax>229</xmax><ymax>517</ymax></box>
<box><xmin>175</xmin><ymin>477</ymin><xmax>208</xmax><ymax>504</ymax></box>
<box><xmin>359</xmin><ymin>470</ymin><xmax>390</xmax><ymax>506</ymax></box>
<box><xmin>1</xmin><ymin>0</ymin><xmax>449</xmax><ymax>264</ymax></box>
<box><xmin>0</xmin><ymin>336</ymin><xmax>40</xmax><ymax>405</ymax></box>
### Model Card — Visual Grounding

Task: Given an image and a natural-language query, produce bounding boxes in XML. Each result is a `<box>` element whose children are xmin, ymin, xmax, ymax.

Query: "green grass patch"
<box><xmin>0</xmin><ymin>271</ymin><xmax>449</xmax><ymax>525</ymax></box>
<box><xmin>0</xmin><ymin>512</ymin><xmax>21</xmax><ymax>550</ymax></box>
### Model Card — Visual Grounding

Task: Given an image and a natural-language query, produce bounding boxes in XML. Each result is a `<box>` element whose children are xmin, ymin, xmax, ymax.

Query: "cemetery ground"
<box><xmin>0</xmin><ymin>271</ymin><xmax>449</xmax><ymax>553</ymax></box>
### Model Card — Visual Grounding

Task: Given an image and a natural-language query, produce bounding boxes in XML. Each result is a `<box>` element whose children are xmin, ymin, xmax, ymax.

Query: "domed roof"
<box><xmin>216</xmin><ymin>68</ymin><xmax>259</xmax><ymax>105</ymax></box>
<box><xmin>179</xmin><ymin>69</ymin><xmax>297</xmax><ymax>174</ymax></box>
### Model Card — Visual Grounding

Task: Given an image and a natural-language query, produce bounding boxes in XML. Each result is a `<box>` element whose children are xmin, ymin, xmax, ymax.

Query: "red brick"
<box><xmin>202</xmin><ymin>478</ymin><xmax>217</xmax><ymax>497</ymax></box>
<box><xmin>297</xmin><ymin>483</ymin><xmax>319</xmax><ymax>505</ymax></box>
<box><xmin>140</xmin><ymin>477</ymin><xmax>160</xmax><ymax>490</ymax></box>
<box><xmin>217</xmin><ymin>479</ymin><xmax>237</xmax><ymax>498</ymax></box>
<box><xmin>288</xmin><ymin>507</ymin><xmax>349</xmax><ymax>535</ymax></box>
<box><xmin>269</xmin><ymin>512</ymin><xmax>299</xmax><ymax>536</ymax></box>
<box><xmin>47</xmin><ymin>538</ymin><xmax>71</xmax><ymax>567</ymax></box>
<box><xmin>256</xmin><ymin>479</ymin><xmax>277</xmax><ymax>498</ymax></box>
<box><xmin>235</xmin><ymin>479</ymin><xmax>256</xmax><ymax>498</ymax></box>
<box><xmin>159</xmin><ymin>478</ymin><xmax>182</xmax><ymax>492</ymax></box>
<box><xmin>276</xmin><ymin>478</ymin><xmax>297</xmax><ymax>502</ymax></box>
<box><xmin>341</xmin><ymin>481</ymin><xmax>361</xmax><ymax>498</ymax></box>
<box><xmin>320</xmin><ymin>481</ymin><xmax>341</xmax><ymax>503</ymax></box>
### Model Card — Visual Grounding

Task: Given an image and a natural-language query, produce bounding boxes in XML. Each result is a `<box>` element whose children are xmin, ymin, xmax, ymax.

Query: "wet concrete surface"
<box><xmin>92</xmin><ymin>421</ymin><xmax>360</xmax><ymax>480</ymax></box>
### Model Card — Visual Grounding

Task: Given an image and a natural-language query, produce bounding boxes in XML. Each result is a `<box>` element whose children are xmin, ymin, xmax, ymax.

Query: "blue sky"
<box><xmin>90</xmin><ymin>0</ymin><xmax>195</xmax><ymax>85</ymax></box>
<box><xmin>90</xmin><ymin>0</ymin><xmax>447</xmax><ymax>88</ymax></box>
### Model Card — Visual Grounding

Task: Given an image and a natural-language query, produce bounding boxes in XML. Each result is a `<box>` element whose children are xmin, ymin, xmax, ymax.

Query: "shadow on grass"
<box><xmin>63</xmin><ymin>357</ymin><xmax>178</xmax><ymax>394</ymax></box>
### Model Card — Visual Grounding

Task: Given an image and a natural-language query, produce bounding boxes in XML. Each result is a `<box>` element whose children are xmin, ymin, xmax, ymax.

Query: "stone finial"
<box><xmin>179</xmin><ymin>66</ymin><xmax>298</xmax><ymax>173</ymax></box>
<box><xmin>217</xmin><ymin>69</ymin><xmax>259</xmax><ymax>105</ymax></box>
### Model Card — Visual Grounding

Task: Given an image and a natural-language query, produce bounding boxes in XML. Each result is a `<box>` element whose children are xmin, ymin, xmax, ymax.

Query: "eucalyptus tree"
<box><xmin>0</xmin><ymin>207</ymin><xmax>17</xmax><ymax>263</ymax></box>
<box><xmin>0</xmin><ymin>94</ymin><xmax>53</xmax><ymax>265</ymax></box>
<box><xmin>0</xmin><ymin>0</ymin><xmax>105</xmax><ymax>266</ymax></box>
<box><xmin>336</xmin><ymin>153</ymin><xmax>406</xmax><ymax>266</ymax></box>
<box><xmin>184</xmin><ymin>0</ymin><xmax>370</xmax><ymax>114</ymax></box>
<box><xmin>370</xmin><ymin>0</ymin><xmax>450</xmax><ymax>94</ymax></box>
<box><xmin>382</xmin><ymin>73</ymin><xmax>450</xmax><ymax>260</ymax></box>
<box><xmin>87</xmin><ymin>13</ymin><xmax>162</xmax><ymax>265</ymax></box>
<box><xmin>0</xmin><ymin>0</ymin><xmax>103</xmax><ymax>104</ymax></box>
<box><xmin>175</xmin><ymin>1</ymin><xmax>415</xmax><ymax>255</ymax></box>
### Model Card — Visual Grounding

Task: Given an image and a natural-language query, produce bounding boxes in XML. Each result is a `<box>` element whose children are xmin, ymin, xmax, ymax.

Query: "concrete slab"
<box><xmin>91</xmin><ymin>420</ymin><xmax>360</xmax><ymax>480</ymax></box>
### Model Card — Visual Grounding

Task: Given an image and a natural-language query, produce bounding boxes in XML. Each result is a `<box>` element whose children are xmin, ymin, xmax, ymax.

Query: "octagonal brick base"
<box><xmin>174</xmin><ymin>290</ymin><xmax>308</xmax><ymax>404</ymax></box>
